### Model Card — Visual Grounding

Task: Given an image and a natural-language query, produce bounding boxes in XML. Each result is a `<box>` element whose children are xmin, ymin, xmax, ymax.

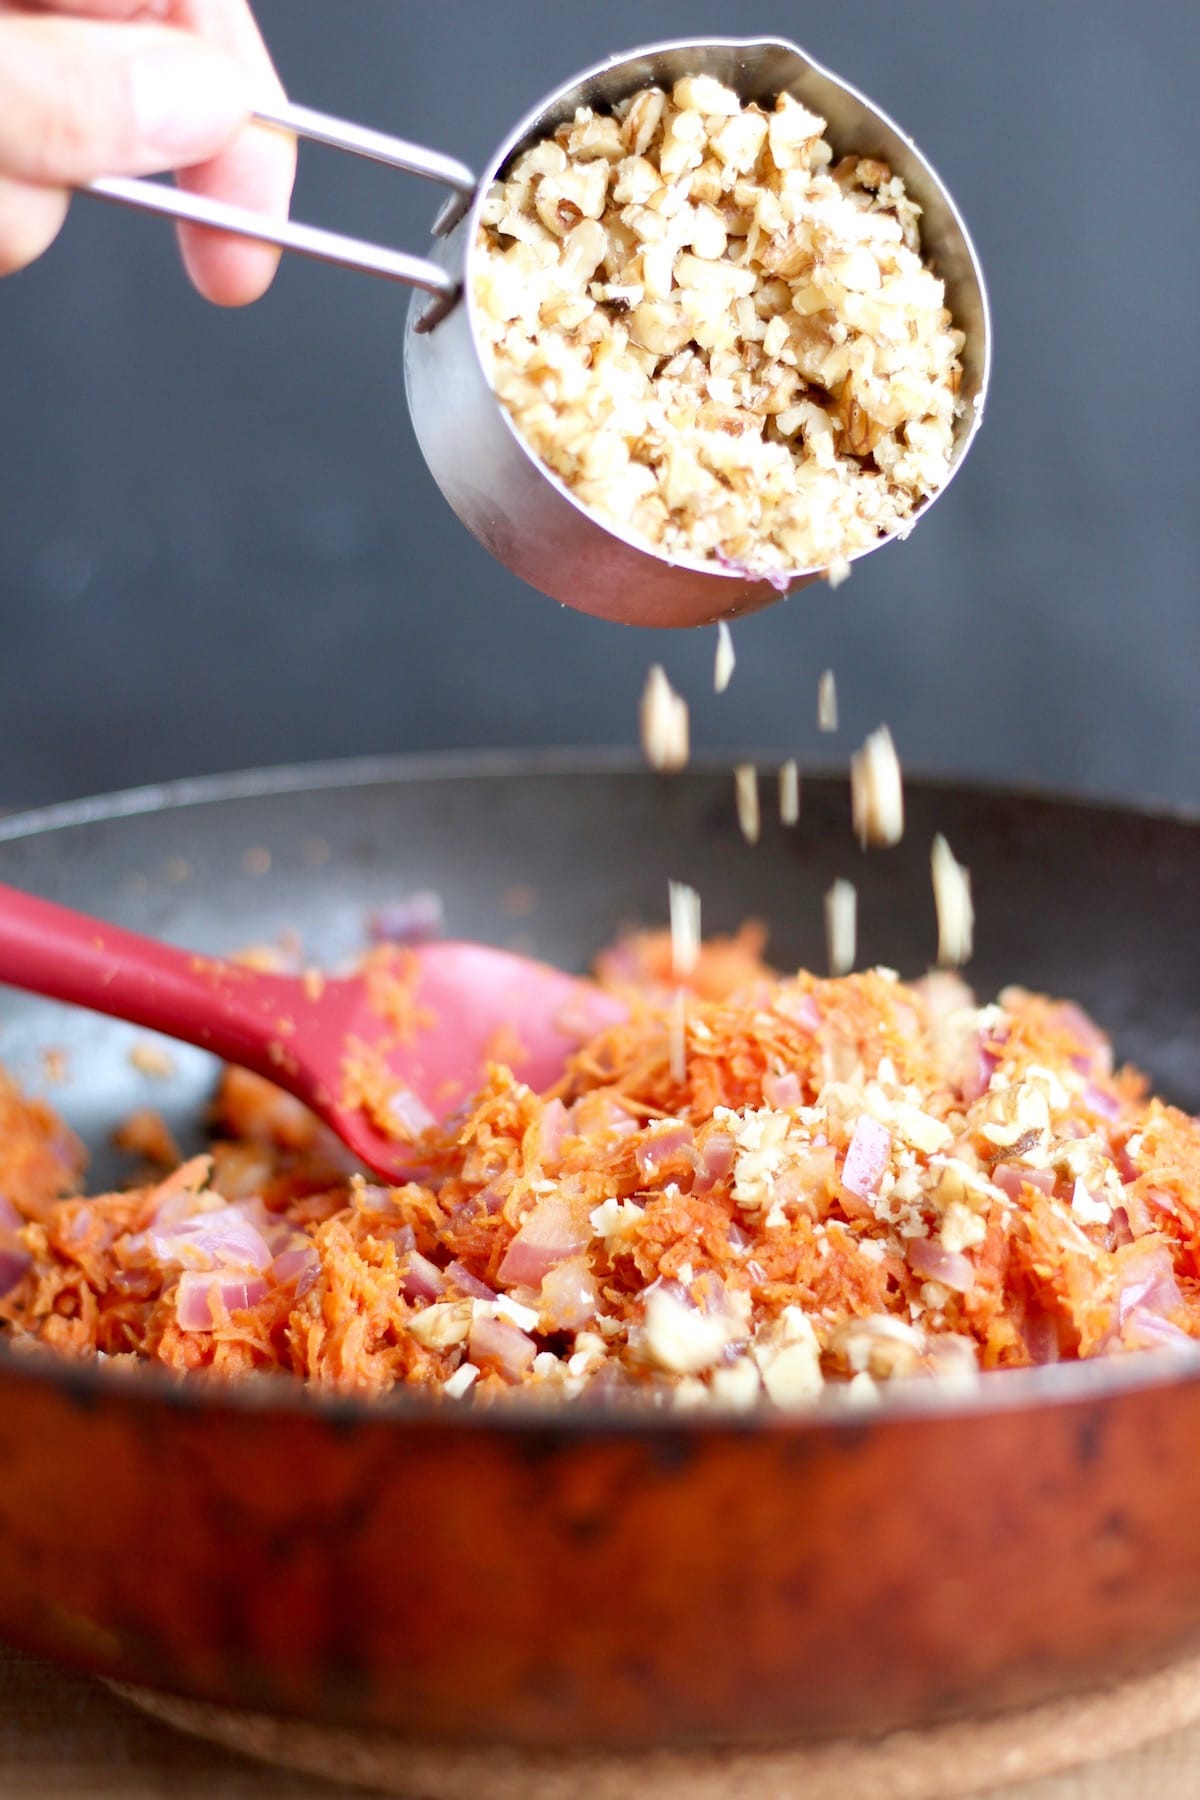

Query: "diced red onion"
<box><xmin>539</xmin><ymin>1256</ymin><xmax>598</xmax><ymax>1330</ymax></box>
<box><xmin>270</xmin><ymin>1245</ymin><xmax>320</xmax><ymax>1294</ymax></box>
<box><xmin>775</xmin><ymin>990</ymin><xmax>822</xmax><ymax>1033</ymax></box>
<box><xmin>468</xmin><ymin>1313</ymin><xmax>537</xmax><ymax>1382</ymax></box>
<box><xmin>387</xmin><ymin>1088</ymin><xmax>437</xmax><ymax>1140</ymax></box>
<box><xmin>992</xmin><ymin>1163</ymin><xmax>1055</xmax><ymax>1201</ymax></box>
<box><xmin>537</xmin><ymin>1099</ymin><xmax>569</xmax><ymax>1169</ymax></box>
<box><xmin>149</xmin><ymin>1182</ymin><xmax>212</xmax><ymax>1229</ymax></box>
<box><xmin>369</xmin><ymin>891</ymin><xmax>445</xmax><ymax>946</ymax></box>
<box><xmin>582</xmin><ymin>1362</ymin><xmax>633</xmax><ymax>1400</ymax></box>
<box><xmin>401</xmin><ymin>1250</ymin><xmax>446</xmax><ymax>1302</ymax></box>
<box><xmin>445</xmin><ymin>1259</ymin><xmax>495</xmax><ymax>1301</ymax></box>
<box><xmin>176</xmin><ymin>1270</ymin><xmax>268</xmax><ymax>1331</ymax></box>
<box><xmin>498</xmin><ymin>1195</ymin><xmax>588</xmax><ymax>1286</ymax></box>
<box><xmin>1116</xmin><ymin>1246</ymin><xmax>1182</xmax><ymax>1325</ymax></box>
<box><xmin>727</xmin><ymin>1220</ymin><xmax>752</xmax><ymax>1252</ymax></box>
<box><xmin>1110</xmin><ymin>1206</ymin><xmax>1134</xmax><ymax>1247</ymax></box>
<box><xmin>147</xmin><ymin>1208</ymin><xmax>273</xmax><ymax>1273</ymax></box>
<box><xmin>0</xmin><ymin>1194</ymin><xmax>21</xmax><ymax>1232</ymax></box>
<box><xmin>763</xmin><ymin>1070</ymin><xmax>801</xmax><ymax>1109</ymax></box>
<box><xmin>1123</xmin><ymin>1308</ymin><xmax>1195</xmax><ymax>1351</ymax></box>
<box><xmin>355</xmin><ymin>1184</ymin><xmax>405</xmax><ymax>1222</ymax></box>
<box><xmin>60</xmin><ymin>1208</ymin><xmax>94</xmax><ymax>1246</ymax></box>
<box><xmin>227</xmin><ymin>1197</ymin><xmax>297</xmax><ymax>1256</ymax></box>
<box><xmin>908</xmin><ymin>1238</ymin><xmax>975</xmax><ymax>1293</ymax></box>
<box><xmin>692</xmin><ymin>1131</ymin><xmax>736</xmax><ymax>1195</ymax></box>
<box><xmin>842</xmin><ymin>1115</ymin><xmax>891</xmax><ymax>1200</ymax></box>
<box><xmin>385</xmin><ymin>1223</ymin><xmax>417</xmax><ymax>1255</ymax></box>
<box><xmin>1116</xmin><ymin>1141</ymin><xmax>1140</xmax><ymax>1184</ymax></box>
<box><xmin>1083</xmin><ymin>1082</ymin><xmax>1121</xmax><ymax>1122</ymax></box>
<box><xmin>635</xmin><ymin>1124</ymin><xmax>694</xmax><ymax>1179</ymax></box>
<box><xmin>961</xmin><ymin>1040</ymin><xmax>998</xmax><ymax>1105</ymax></box>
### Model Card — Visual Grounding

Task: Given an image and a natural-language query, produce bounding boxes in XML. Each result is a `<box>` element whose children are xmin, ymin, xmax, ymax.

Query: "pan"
<box><xmin>0</xmin><ymin>751</ymin><xmax>1199</xmax><ymax>1751</ymax></box>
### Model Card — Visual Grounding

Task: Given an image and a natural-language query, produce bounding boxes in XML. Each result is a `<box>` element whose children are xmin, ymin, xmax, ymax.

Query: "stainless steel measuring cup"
<box><xmin>89</xmin><ymin>35</ymin><xmax>991</xmax><ymax>630</ymax></box>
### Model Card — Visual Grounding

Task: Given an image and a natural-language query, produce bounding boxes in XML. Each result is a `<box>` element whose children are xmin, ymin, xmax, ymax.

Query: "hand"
<box><xmin>0</xmin><ymin>0</ymin><xmax>296</xmax><ymax>304</ymax></box>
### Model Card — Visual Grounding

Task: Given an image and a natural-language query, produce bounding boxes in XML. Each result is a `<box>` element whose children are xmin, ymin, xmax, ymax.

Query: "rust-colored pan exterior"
<box><xmin>0</xmin><ymin>754</ymin><xmax>1198</xmax><ymax>1748</ymax></box>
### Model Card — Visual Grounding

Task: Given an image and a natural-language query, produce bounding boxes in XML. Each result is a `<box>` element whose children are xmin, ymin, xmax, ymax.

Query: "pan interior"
<box><xmin>0</xmin><ymin>751</ymin><xmax>1195</xmax><ymax>1277</ymax></box>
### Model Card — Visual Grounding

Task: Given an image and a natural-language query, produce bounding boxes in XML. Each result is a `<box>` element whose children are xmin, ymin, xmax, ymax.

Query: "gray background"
<box><xmin>1</xmin><ymin>0</ymin><xmax>1195</xmax><ymax>811</ymax></box>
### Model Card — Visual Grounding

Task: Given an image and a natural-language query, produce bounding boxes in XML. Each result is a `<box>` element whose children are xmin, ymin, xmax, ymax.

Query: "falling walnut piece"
<box><xmin>475</xmin><ymin>78</ymin><xmax>964</xmax><ymax>580</ymax></box>
<box><xmin>779</xmin><ymin>759</ymin><xmax>800</xmax><ymax>825</ymax></box>
<box><xmin>931</xmin><ymin>833</ymin><xmax>974</xmax><ymax>967</ymax></box>
<box><xmin>818</xmin><ymin>669</ymin><xmax>838</xmax><ymax>732</ymax></box>
<box><xmin>734</xmin><ymin>764</ymin><xmax>761</xmax><ymax>844</ymax></box>
<box><xmin>850</xmin><ymin>725</ymin><xmax>904</xmax><ymax>847</ymax></box>
<box><xmin>713</xmin><ymin>620</ymin><xmax>736</xmax><ymax>694</ymax></box>
<box><xmin>640</xmin><ymin>664</ymin><xmax>689</xmax><ymax>771</ymax></box>
<box><xmin>668</xmin><ymin>879</ymin><xmax>701</xmax><ymax>978</ymax></box>
<box><xmin>825</xmin><ymin>878</ymin><xmax>857</xmax><ymax>976</ymax></box>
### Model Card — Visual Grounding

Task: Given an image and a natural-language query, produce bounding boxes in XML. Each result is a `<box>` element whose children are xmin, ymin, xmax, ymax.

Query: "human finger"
<box><xmin>171</xmin><ymin>0</ymin><xmax>296</xmax><ymax>305</ymax></box>
<box><xmin>0</xmin><ymin>13</ymin><xmax>250</xmax><ymax>184</ymax></box>
<box><xmin>0</xmin><ymin>171</ymin><xmax>70</xmax><ymax>275</ymax></box>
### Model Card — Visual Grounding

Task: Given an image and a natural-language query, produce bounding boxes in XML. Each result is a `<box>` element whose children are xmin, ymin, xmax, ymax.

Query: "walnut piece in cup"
<box><xmin>474</xmin><ymin>75</ymin><xmax>965</xmax><ymax>585</ymax></box>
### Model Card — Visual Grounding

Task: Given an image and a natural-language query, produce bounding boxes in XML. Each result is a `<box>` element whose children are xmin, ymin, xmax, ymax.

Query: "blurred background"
<box><xmin>0</xmin><ymin>0</ymin><xmax>1196</xmax><ymax>812</ymax></box>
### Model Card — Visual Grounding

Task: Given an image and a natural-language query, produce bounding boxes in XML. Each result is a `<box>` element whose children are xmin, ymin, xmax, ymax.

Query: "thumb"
<box><xmin>0</xmin><ymin>15</ymin><xmax>252</xmax><ymax>186</ymax></box>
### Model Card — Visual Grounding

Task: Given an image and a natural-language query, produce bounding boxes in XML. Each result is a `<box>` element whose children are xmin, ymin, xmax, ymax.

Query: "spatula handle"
<box><xmin>0</xmin><ymin>881</ymin><xmax>295</xmax><ymax>1074</ymax></box>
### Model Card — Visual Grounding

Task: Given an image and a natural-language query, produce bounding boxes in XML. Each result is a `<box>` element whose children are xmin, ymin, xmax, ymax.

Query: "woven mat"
<box><xmin>4</xmin><ymin>1641</ymin><xmax>1200</xmax><ymax>1798</ymax></box>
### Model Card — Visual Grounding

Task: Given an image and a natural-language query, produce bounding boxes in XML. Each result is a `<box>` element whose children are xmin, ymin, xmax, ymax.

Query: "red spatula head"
<box><xmin>277</xmin><ymin>942</ymin><xmax>625</xmax><ymax>1178</ymax></box>
<box><xmin>0</xmin><ymin>885</ymin><xmax>625</xmax><ymax>1183</ymax></box>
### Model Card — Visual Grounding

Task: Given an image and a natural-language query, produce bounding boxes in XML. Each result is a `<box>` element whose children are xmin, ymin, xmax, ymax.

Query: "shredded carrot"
<box><xmin>362</xmin><ymin>946</ymin><xmax>437</xmax><ymax>1046</ymax></box>
<box><xmin>2</xmin><ymin>941</ymin><xmax>1199</xmax><ymax>1410</ymax></box>
<box><xmin>112</xmin><ymin>1109</ymin><xmax>181</xmax><ymax>1169</ymax></box>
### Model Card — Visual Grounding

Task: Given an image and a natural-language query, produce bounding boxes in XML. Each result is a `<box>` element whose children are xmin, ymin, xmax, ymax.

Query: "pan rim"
<box><xmin>2</xmin><ymin>747</ymin><xmax>1199</xmax><ymax>845</ymax></box>
<box><xmin>1</xmin><ymin>747</ymin><xmax>1198</xmax><ymax>1435</ymax></box>
<box><xmin>1</xmin><ymin>1319</ymin><xmax>1197</xmax><ymax>1435</ymax></box>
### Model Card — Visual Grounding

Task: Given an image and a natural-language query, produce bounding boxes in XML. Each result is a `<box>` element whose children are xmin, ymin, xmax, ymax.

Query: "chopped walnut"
<box><xmin>668</xmin><ymin>879</ymin><xmax>701</xmax><ymax>978</ymax></box>
<box><xmin>734</xmin><ymin>763</ymin><xmax>761</xmax><ymax>844</ymax></box>
<box><xmin>778</xmin><ymin>759</ymin><xmax>800</xmax><ymax>825</ymax></box>
<box><xmin>713</xmin><ymin>620</ymin><xmax>736</xmax><ymax>693</ymax></box>
<box><xmin>851</xmin><ymin>725</ymin><xmax>904</xmax><ymax>848</ymax></box>
<box><xmin>825</xmin><ymin>878</ymin><xmax>857</xmax><ymax>976</ymax></box>
<box><xmin>475</xmin><ymin>78</ymin><xmax>965</xmax><ymax>581</ymax></box>
<box><xmin>932</xmin><ymin>833</ymin><xmax>974</xmax><ymax>967</ymax></box>
<box><xmin>817</xmin><ymin>668</ymin><xmax>839</xmax><ymax>732</ymax></box>
<box><xmin>640</xmin><ymin>663</ymin><xmax>689</xmax><ymax>771</ymax></box>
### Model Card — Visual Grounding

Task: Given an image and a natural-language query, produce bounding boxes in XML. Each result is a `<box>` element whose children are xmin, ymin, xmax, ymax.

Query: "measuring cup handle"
<box><xmin>83</xmin><ymin>98</ymin><xmax>476</xmax><ymax>303</ymax></box>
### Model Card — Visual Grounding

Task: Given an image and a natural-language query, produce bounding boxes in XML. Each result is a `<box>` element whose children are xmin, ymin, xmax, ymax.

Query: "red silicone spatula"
<box><xmin>0</xmin><ymin>882</ymin><xmax>625</xmax><ymax>1181</ymax></box>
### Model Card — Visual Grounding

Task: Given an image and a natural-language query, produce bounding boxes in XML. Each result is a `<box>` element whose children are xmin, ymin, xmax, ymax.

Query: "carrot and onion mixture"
<box><xmin>1</xmin><ymin>930</ymin><xmax>1198</xmax><ymax>1408</ymax></box>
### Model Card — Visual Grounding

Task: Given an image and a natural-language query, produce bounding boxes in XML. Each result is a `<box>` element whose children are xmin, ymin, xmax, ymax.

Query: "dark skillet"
<box><xmin>0</xmin><ymin>752</ymin><xmax>1199</xmax><ymax>1751</ymax></box>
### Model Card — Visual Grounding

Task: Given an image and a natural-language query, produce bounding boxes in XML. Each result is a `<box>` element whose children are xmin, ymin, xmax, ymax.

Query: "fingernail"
<box><xmin>130</xmin><ymin>44</ymin><xmax>249</xmax><ymax>157</ymax></box>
